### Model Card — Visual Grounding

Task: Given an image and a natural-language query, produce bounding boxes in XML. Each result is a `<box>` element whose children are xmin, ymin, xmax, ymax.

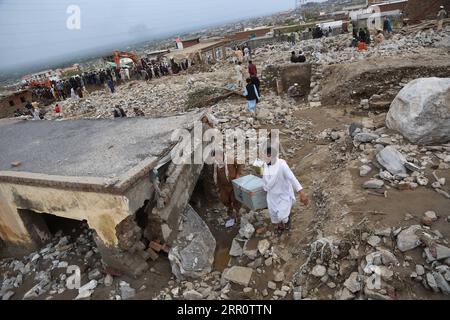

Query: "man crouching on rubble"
<box><xmin>262</xmin><ymin>146</ymin><xmax>309</xmax><ymax>235</ymax></box>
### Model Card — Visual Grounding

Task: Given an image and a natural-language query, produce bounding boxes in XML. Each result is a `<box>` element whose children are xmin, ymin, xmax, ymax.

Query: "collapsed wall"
<box><xmin>0</xmin><ymin>111</ymin><xmax>207</xmax><ymax>277</ymax></box>
<box><xmin>263</xmin><ymin>63</ymin><xmax>312</xmax><ymax>95</ymax></box>
<box><xmin>321</xmin><ymin>55</ymin><xmax>450</xmax><ymax>107</ymax></box>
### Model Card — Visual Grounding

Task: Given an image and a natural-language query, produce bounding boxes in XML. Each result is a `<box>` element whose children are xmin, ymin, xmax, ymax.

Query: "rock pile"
<box><xmin>0</xmin><ymin>222</ymin><xmax>140</xmax><ymax>300</ymax></box>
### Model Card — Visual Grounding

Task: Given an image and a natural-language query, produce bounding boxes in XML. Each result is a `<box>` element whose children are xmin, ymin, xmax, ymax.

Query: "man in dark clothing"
<box><xmin>314</xmin><ymin>26</ymin><xmax>323</xmax><ymax>39</ymax></box>
<box><xmin>244</xmin><ymin>78</ymin><xmax>260</xmax><ymax>114</ymax></box>
<box><xmin>107</xmin><ymin>79</ymin><xmax>115</xmax><ymax>93</ymax></box>
<box><xmin>251</xmin><ymin>76</ymin><xmax>260</xmax><ymax>95</ymax></box>
<box><xmin>25</xmin><ymin>101</ymin><xmax>33</xmax><ymax>112</ymax></box>
<box><xmin>364</xmin><ymin>28</ymin><xmax>371</xmax><ymax>45</ymax></box>
<box><xmin>153</xmin><ymin>65</ymin><xmax>160</xmax><ymax>78</ymax></box>
<box><xmin>359</xmin><ymin>28</ymin><xmax>366</xmax><ymax>42</ymax></box>
<box><xmin>290</xmin><ymin>51</ymin><xmax>299</xmax><ymax>63</ymax></box>
<box><xmin>297</xmin><ymin>50</ymin><xmax>306</xmax><ymax>63</ymax></box>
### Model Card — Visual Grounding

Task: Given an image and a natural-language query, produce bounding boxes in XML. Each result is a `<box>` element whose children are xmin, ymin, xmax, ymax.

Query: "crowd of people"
<box><xmin>232</xmin><ymin>45</ymin><xmax>252</xmax><ymax>64</ymax></box>
<box><xmin>22</xmin><ymin>56</ymin><xmax>191</xmax><ymax>114</ymax></box>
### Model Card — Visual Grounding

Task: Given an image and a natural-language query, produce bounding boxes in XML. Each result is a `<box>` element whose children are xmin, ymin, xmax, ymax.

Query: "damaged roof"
<box><xmin>0</xmin><ymin>110</ymin><xmax>205</xmax><ymax>192</ymax></box>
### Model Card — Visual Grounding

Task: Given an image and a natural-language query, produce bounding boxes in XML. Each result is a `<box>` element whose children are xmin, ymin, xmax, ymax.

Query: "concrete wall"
<box><xmin>263</xmin><ymin>63</ymin><xmax>312</xmax><ymax>95</ymax></box>
<box><xmin>405</xmin><ymin>0</ymin><xmax>450</xmax><ymax>21</ymax></box>
<box><xmin>0</xmin><ymin>175</ymin><xmax>154</xmax><ymax>249</ymax></box>
<box><xmin>240</xmin><ymin>36</ymin><xmax>285</xmax><ymax>49</ymax></box>
<box><xmin>182</xmin><ymin>39</ymin><xmax>200</xmax><ymax>48</ymax></box>
<box><xmin>0</xmin><ymin>91</ymin><xmax>32</xmax><ymax>119</ymax></box>
<box><xmin>226</xmin><ymin>28</ymin><xmax>272</xmax><ymax>41</ymax></box>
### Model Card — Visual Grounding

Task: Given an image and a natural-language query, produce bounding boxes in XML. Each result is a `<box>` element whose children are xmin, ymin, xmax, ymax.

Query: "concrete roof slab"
<box><xmin>0</xmin><ymin>110</ymin><xmax>205</xmax><ymax>190</ymax></box>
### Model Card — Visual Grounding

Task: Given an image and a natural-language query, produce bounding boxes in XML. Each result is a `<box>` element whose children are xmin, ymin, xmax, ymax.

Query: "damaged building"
<box><xmin>0</xmin><ymin>90</ymin><xmax>32</xmax><ymax>119</ymax></box>
<box><xmin>0</xmin><ymin>110</ymin><xmax>211</xmax><ymax>277</ymax></box>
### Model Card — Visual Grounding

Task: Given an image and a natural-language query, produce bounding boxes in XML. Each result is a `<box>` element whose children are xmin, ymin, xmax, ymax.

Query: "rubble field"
<box><xmin>1</xmin><ymin>26</ymin><xmax>450</xmax><ymax>300</ymax></box>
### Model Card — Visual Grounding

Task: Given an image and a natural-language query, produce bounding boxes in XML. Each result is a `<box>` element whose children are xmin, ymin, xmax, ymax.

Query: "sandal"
<box><xmin>285</xmin><ymin>220</ymin><xmax>291</xmax><ymax>230</ymax></box>
<box><xmin>276</xmin><ymin>225</ymin><xmax>285</xmax><ymax>236</ymax></box>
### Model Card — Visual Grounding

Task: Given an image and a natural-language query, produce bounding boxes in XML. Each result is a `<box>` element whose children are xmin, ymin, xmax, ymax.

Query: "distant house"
<box><xmin>226</xmin><ymin>26</ymin><xmax>272</xmax><ymax>42</ymax></box>
<box><xmin>350</xmin><ymin>0</ymin><xmax>409</xmax><ymax>30</ymax></box>
<box><xmin>0</xmin><ymin>90</ymin><xmax>32</xmax><ymax>118</ymax></box>
<box><xmin>145</xmin><ymin>49</ymin><xmax>171</xmax><ymax>61</ymax></box>
<box><xmin>404</xmin><ymin>0</ymin><xmax>450</xmax><ymax>22</ymax></box>
<box><xmin>22</xmin><ymin>69</ymin><xmax>59</xmax><ymax>84</ymax></box>
<box><xmin>181</xmin><ymin>37</ymin><xmax>201</xmax><ymax>48</ymax></box>
<box><xmin>55</xmin><ymin>64</ymin><xmax>81</xmax><ymax>78</ymax></box>
<box><xmin>166</xmin><ymin>38</ymin><xmax>230</xmax><ymax>65</ymax></box>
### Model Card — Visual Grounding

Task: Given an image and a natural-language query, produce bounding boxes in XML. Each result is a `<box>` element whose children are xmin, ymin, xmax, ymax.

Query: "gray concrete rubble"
<box><xmin>168</xmin><ymin>205</ymin><xmax>216</xmax><ymax>280</ymax></box>
<box><xmin>376</xmin><ymin>146</ymin><xmax>407</xmax><ymax>175</ymax></box>
<box><xmin>1</xmin><ymin>16</ymin><xmax>450</xmax><ymax>301</ymax></box>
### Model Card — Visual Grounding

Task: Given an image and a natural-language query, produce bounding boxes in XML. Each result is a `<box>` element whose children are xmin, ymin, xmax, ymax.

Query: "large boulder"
<box><xmin>386</xmin><ymin>78</ymin><xmax>450</xmax><ymax>144</ymax></box>
<box><xmin>168</xmin><ymin>205</ymin><xmax>216</xmax><ymax>279</ymax></box>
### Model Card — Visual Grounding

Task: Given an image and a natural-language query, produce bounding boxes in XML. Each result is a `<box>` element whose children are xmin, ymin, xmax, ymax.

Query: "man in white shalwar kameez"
<box><xmin>262</xmin><ymin>147</ymin><xmax>309</xmax><ymax>234</ymax></box>
<box><xmin>234</xmin><ymin>62</ymin><xmax>244</xmax><ymax>88</ymax></box>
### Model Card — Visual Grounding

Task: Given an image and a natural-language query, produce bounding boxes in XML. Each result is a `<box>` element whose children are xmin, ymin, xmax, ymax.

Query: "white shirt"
<box><xmin>263</xmin><ymin>158</ymin><xmax>302</xmax><ymax>222</ymax></box>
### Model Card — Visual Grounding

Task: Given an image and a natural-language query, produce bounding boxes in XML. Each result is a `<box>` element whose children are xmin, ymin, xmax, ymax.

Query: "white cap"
<box><xmin>441</xmin><ymin>5</ymin><xmax>444</xmax><ymax>8</ymax></box>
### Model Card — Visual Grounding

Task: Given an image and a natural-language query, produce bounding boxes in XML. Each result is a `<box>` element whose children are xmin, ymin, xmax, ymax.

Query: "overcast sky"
<box><xmin>0</xmin><ymin>0</ymin><xmax>311</xmax><ymax>71</ymax></box>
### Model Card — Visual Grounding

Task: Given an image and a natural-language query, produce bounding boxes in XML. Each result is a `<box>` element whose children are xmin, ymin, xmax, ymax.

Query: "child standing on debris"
<box><xmin>262</xmin><ymin>146</ymin><xmax>309</xmax><ymax>235</ymax></box>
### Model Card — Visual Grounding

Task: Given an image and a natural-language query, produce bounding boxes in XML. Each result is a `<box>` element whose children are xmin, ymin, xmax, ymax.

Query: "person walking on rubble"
<box><xmin>290</xmin><ymin>32</ymin><xmax>296</xmax><ymax>46</ymax></box>
<box><xmin>262</xmin><ymin>146</ymin><xmax>309</xmax><ymax>235</ymax></box>
<box><xmin>248</xmin><ymin>60</ymin><xmax>257</xmax><ymax>78</ymax></box>
<box><xmin>243</xmin><ymin>46</ymin><xmax>250</xmax><ymax>61</ymax></box>
<box><xmin>235</xmin><ymin>61</ymin><xmax>244</xmax><ymax>88</ymax></box>
<box><xmin>437</xmin><ymin>6</ymin><xmax>448</xmax><ymax>32</ymax></box>
<box><xmin>383</xmin><ymin>17</ymin><xmax>393</xmax><ymax>35</ymax></box>
<box><xmin>235</xmin><ymin>47</ymin><xmax>244</xmax><ymax>63</ymax></box>
<box><xmin>107</xmin><ymin>78</ymin><xmax>115</xmax><ymax>93</ymax></box>
<box><xmin>243</xmin><ymin>77</ymin><xmax>261</xmax><ymax>115</ymax></box>
<box><xmin>358</xmin><ymin>28</ymin><xmax>366</xmax><ymax>42</ymax></box>
<box><xmin>212</xmin><ymin>149</ymin><xmax>244</xmax><ymax>225</ymax></box>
